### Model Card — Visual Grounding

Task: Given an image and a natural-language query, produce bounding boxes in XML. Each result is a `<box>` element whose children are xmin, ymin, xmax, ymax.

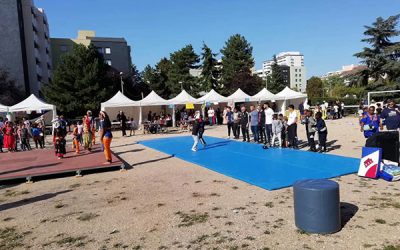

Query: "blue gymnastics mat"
<box><xmin>139</xmin><ymin>136</ymin><xmax>359</xmax><ymax>190</ymax></box>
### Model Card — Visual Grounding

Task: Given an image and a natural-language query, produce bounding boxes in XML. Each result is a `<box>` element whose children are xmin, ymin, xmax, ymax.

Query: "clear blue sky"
<box><xmin>37</xmin><ymin>0</ymin><xmax>399</xmax><ymax>77</ymax></box>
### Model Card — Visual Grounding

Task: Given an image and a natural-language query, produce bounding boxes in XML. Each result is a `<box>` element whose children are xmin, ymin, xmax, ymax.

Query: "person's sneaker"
<box><xmin>191</xmin><ymin>148</ymin><xmax>197</xmax><ymax>152</ymax></box>
<box><xmin>242</xmin><ymin>140</ymin><xmax>246</xmax><ymax>142</ymax></box>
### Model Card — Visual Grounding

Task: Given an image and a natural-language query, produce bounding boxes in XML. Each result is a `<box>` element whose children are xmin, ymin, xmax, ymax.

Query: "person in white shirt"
<box><xmin>287</xmin><ymin>104</ymin><xmax>298</xmax><ymax>148</ymax></box>
<box><xmin>207</xmin><ymin>107</ymin><xmax>215</xmax><ymax>126</ymax></box>
<box><xmin>264</xmin><ymin>102</ymin><xmax>274</xmax><ymax>146</ymax></box>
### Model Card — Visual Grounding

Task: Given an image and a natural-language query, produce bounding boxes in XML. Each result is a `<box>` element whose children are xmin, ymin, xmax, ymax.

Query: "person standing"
<box><xmin>72</xmin><ymin>122</ymin><xmax>80</xmax><ymax>154</ymax></box>
<box><xmin>381</xmin><ymin>100</ymin><xmax>400</xmax><ymax>131</ymax></box>
<box><xmin>264</xmin><ymin>102</ymin><xmax>274</xmax><ymax>146</ymax></box>
<box><xmin>315</xmin><ymin>112</ymin><xmax>328</xmax><ymax>153</ymax></box>
<box><xmin>258</xmin><ymin>105</ymin><xmax>266</xmax><ymax>143</ymax></box>
<box><xmin>54</xmin><ymin>126</ymin><xmax>66</xmax><ymax>159</ymax></box>
<box><xmin>130</xmin><ymin>118</ymin><xmax>137</xmax><ymax>136</ymax></box>
<box><xmin>20</xmin><ymin>124</ymin><xmax>31</xmax><ymax>151</ymax></box>
<box><xmin>207</xmin><ymin>107</ymin><xmax>215</xmax><ymax>126</ymax></box>
<box><xmin>31</xmin><ymin>124</ymin><xmax>43</xmax><ymax>149</ymax></box>
<box><xmin>249</xmin><ymin>105</ymin><xmax>259</xmax><ymax>143</ymax></box>
<box><xmin>271</xmin><ymin>114</ymin><xmax>283</xmax><ymax>147</ymax></box>
<box><xmin>3</xmin><ymin>122</ymin><xmax>15</xmax><ymax>152</ymax></box>
<box><xmin>191</xmin><ymin>111</ymin><xmax>202</xmax><ymax>151</ymax></box>
<box><xmin>117</xmin><ymin>111</ymin><xmax>127</xmax><ymax>137</ymax></box>
<box><xmin>360</xmin><ymin>106</ymin><xmax>382</xmax><ymax>138</ymax></box>
<box><xmin>198</xmin><ymin>114</ymin><xmax>206</xmax><ymax>147</ymax></box>
<box><xmin>301</xmin><ymin>110</ymin><xmax>317</xmax><ymax>152</ymax></box>
<box><xmin>222</xmin><ymin>107</ymin><xmax>228</xmax><ymax>125</ymax></box>
<box><xmin>287</xmin><ymin>105</ymin><xmax>298</xmax><ymax>148</ymax></box>
<box><xmin>240</xmin><ymin>106</ymin><xmax>250</xmax><ymax>142</ymax></box>
<box><xmin>233</xmin><ymin>107</ymin><xmax>241</xmax><ymax>139</ymax></box>
<box><xmin>99</xmin><ymin>111</ymin><xmax>113</xmax><ymax>164</ymax></box>
<box><xmin>83</xmin><ymin>112</ymin><xmax>93</xmax><ymax>152</ymax></box>
<box><xmin>226</xmin><ymin>107</ymin><xmax>234</xmax><ymax>138</ymax></box>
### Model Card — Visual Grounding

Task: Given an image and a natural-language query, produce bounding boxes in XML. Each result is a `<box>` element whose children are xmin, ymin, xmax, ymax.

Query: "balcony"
<box><xmin>36</xmin><ymin>64</ymin><xmax>42</xmax><ymax>76</ymax></box>
<box><xmin>34</xmin><ymin>48</ymin><xmax>40</xmax><ymax>59</ymax></box>
<box><xmin>32</xmin><ymin>15</ymin><xmax>38</xmax><ymax>28</ymax></box>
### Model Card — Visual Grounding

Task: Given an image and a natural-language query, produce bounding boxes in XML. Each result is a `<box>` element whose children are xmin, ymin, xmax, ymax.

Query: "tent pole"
<box><xmin>139</xmin><ymin>105</ymin><xmax>143</xmax><ymax>130</ymax></box>
<box><xmin>172</xmin><ymin>105</ymin><xmax>176</xmax><ymax>128</ymax></box>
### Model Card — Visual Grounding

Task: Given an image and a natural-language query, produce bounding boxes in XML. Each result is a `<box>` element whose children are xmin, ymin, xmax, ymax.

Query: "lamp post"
<box><xmin>120</xmin><ymin>72</ymin><xmax>124</xmax><ymax>94</ymax></box>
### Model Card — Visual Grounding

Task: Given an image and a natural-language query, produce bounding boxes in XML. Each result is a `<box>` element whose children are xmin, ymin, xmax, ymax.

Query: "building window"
<box><xmin>295</xmin><ymin>79</ymin><xmax>297</xmax><ymax>82</ymax></box>
<box><xmin>299</xmin><ymin>69</ymin><xmax>301</xmax><ymax>72</ymax></box>
<box><xmin>60</xmin><ymin>45</ymin><xmax>67</xmax><ymax>52</ymax></box>
<box><xmin>105</xmin><ymin>60</ymin><xmax>112</xmax><ymax>66</ymax></box>
<box><xmin>97</xmin><ymin>47</ymin><xmax>104</xmax><ymax>54</ymax></box>
<box><xmin>295</xmin><ymin>74</ymin><xmax>297</xmax><ymax>77</ymax></box>
<box><xmin>295</xmin><ymin>69</ymin><xmax>297</xmax><ymax>72</ymax></box>
<box><xmin>299</xmin><ymin>74</ymin><xmax>302</xmax><ymax>77</ymax></box>
<box><xmin>105</xmin><ymin>48</ymin><xmax>111</xmax><ymax>54</ymax></box>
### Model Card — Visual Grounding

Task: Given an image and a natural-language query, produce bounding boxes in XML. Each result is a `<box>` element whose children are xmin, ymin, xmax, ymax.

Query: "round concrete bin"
<box><xmin>293</xmin><ymin>179</ymin><xmax>341</xmax><ymax>234</ymax></box>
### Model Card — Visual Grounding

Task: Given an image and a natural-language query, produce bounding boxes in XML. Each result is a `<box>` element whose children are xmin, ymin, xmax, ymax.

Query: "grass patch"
<box><xmin>264</xmin><ymin>202</ymin><xmax>274</xmax><ymax>208</ymax></box>
<box><xmin>244</xmin><ymin>236</ymin><xmax>255</xmax><ymax>241</ymax></box>
<box><xmin>190</xmin><ymin>234</ymin><xmax>209</xmax><ymax>244</ymax></box>
<box><xmin>0</xmin><ymin>227</ymin><xmax>25</xmax><ymax>249</ymax></box>
<box><xmin>54</xmin><ymin>203</ymin><xmax>66</xmax><ymax>209</ymax></box>
<box><xmin>362</xmin><ymin>243</ymin><xmax>375</xmax><ymax>248</ymax></box>
<box><xmin>176</xmin><ymin>211</ymin><xmax>209</xmax><ymax>227</ymax></box>
<box><xmin>382</xmin><ymin>245</ymin><xmax>400</xmax><ymax>250</ymax></box>
<box><xmin>77</xmin><ymin>213</ymin><xmax>99</xmax><ymax>221</ymax></box>
<box><xmin>210</xmin><ymin>193</ymin><xmax>220</xmax><ymax>197</ymax></box>
<box><xmin>212</xmin><ymin>207</ymin><xmax>221</xmax><ymax>211</ymax></box>
<box><xmin>69</xmin><ymin>183</ymin><xmax>81</xmax><ymax>189</ymax></box>
<box><xmin>3</xmin><ymin>189</ymin><xmax>30</xmax><ymax>197</ymax></box>
<box><xmin>374</xmin><ymin>219</ymin><xmax>386</xmax><ymax>224</ymax></box>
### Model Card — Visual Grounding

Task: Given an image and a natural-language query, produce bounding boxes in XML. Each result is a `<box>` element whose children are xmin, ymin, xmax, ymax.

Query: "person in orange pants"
<box><xmin>72</xmin><ymin>122</ymin><xmax>80</xmax><ymax>154</ymax></box>
<box><xmin>99</xmin><ymin>111</ymin><xmax>113</xmax><ymax>164</ymax></box>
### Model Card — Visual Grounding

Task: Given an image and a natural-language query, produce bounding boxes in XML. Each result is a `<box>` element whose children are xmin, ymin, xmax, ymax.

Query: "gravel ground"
<box><xmin>0</xmin><ymin>117</ymin><xmax>399</xmax><ymax>250</ymax></box>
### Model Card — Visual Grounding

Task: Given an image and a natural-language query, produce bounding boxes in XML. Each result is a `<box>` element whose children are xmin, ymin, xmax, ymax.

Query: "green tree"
<box><xmin>267</xmin><ymin>55</ymin><xmax>285</xmax><ymax>93</ymax></box>
<box><xmin>306</xmin><ymin>76</ymin><xmax>324</xmax><ymax>98</ymax></box>
<box><xmin>142</xmin><ymin>58</ymin><xmax>173</xmax><ymax>99</ymax></box>
<box><xmin>230</xmin><ymin>71</ymin><xmax>263</xmax><ymax>96</ymax></box>
<box><xmin>0</xmin><ymin>69</ymin><xmax>26</xmax><ymax>106</ymax></box>
<box><xmin>167</xmin><ymin>45</ymin><xmax>200</xmax><ymax>97</ymax></box>
<box><xmin>322</xmin><ymin>75</ymin><xmax>344</xmax><ymax>96</ymax></box>
<box><xmin>354</xmin><ymin>14</ymin><xmax>400</xmax><ymax>82</ymax></box>
<box><xmin>122</xmin><ymin>64</ymin><xmax>150</xmax><ymax>100</ymax></box>
<box><xmin>43</xmin><ymin>44</ymin><xmax>113</xmax><ymax>118</ymax></box>
<box><xmin>200</xmin><ymin>42</ymin><xmax>220</xmax><ymax>92</ymax></box>
<box><xmin>220</xmin><ymin>34</ymin><xmax>254</xmax><ymax>95</ymax></box>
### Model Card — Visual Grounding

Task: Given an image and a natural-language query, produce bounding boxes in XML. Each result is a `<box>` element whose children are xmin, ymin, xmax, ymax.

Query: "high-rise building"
<box><xmin>258</xmin><ymin>51</ymin><xmax>307</xmax><ymax>92</ymax></box>
<box><xmin>0</xmin><ymin>0</ymin><xmax>52</xmax><ymax>97</ymax></box>
<box><xmin>51</xmin><ymin>30</ymin><xmax>132</xmax><ymax>75</ymax></box>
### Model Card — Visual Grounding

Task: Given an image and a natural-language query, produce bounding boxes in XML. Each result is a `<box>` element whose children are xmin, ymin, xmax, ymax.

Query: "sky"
<box><xmin>36</xmin><ymin>0</ymin><xmax>399</xmax><ymax>77</ymax></box>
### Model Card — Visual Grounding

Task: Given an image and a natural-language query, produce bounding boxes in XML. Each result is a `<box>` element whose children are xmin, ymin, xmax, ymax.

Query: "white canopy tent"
<box><xmin>9</xmin><ymin>94</ymin><xmax>57</xmax><ymax>121</ymax></box>
<box><xmin>226</xmin><ymin>88</ymin><xmax>251</xmax><ymax>105</ymax></box>
<box><xmin>251</xmin><ymin>88</ymin><xmax>276</xmax><ymax>102</ymax></box>
<box><xmin>137</xmin><ymin>91</ymin><xmax>169</xmax><ymax>125</ymax></box>
<box><xmin>196</xmin><ymin>89</ymin><xmax>227</xmax><ymax>104</ymax></box>
<box><xmin>274</xmin><ymin>87</ymin><xmax>307</xmax><ymax>114</ymax></box>
<box><xmin>101</xmin><ymin>91</ymin><xmax>140</xmax><ymax>124</ymax></box>
<box><xmin>168</xmin><ymin>90</ymin><xmax>199</xmax><ymax>127</ymax></box>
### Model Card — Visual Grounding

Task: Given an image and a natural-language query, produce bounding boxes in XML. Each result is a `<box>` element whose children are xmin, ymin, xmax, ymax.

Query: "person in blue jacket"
<box><xmin>314</xmin><ymin>112</ymin><xmax>328</xmax><ymax>153</ymax></box>
<box><xmin>360</xmin><ymin>106</ymin><xmax>382</xmax><ymax>138</ymax></box>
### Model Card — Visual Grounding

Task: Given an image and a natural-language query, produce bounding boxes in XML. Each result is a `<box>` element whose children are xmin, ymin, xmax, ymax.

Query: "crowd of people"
<box><xmin>0</xmin><ymin>116</ymin><xmax>46</xmax><ymax>153</ymax></box>
<box><xmin>0</xmin><ymin>110</ymin><xmax>114</xmax><ymax>164</ymax></box>
<box><xmin>359</xmin><ymin>99</ymin><xmax>400</xmax><ymax>139</ymax></box>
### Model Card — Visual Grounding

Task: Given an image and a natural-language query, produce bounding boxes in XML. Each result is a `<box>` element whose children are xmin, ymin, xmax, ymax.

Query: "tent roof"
<box><xmin>0</xmin><ymin>103</ymin><xmax>8</xmax><ymax>112</ymax></box>
<box><xmin>251</xmin><ymin>88</ymin><xmax>276</xmax><ymax>101</ymax></box>
<box><xmin>168</xmin><ymin>90</ymin><xmax>198</xmax><ymax>105</ymax></box>
<box><xmin>226</xmin><ymin>88</ymin><xmax>251</xmax><ymax>102</ymax></box>
<box><xmin>139</xmin><ymin>91</ymin><xmax>169</xmax><ymax>106</ymax></box>
<box><xmin>275</xmin><ymin>87</ymin><xmax>307</xmax><ymax>100</ymax></box>
<box><xmin>196</xmin><ymin>89</ymin><xmax>227</xmax><ymax>104</ymax></box>
<box><xmin>9</xmin><ymin>94</ymin><xmax>55</xmax><ymax>112</ymax></box>
<box><xmin>101</xmin><ymin>91</ymin><xmax>138</xmax><ymax>109</ymax></box>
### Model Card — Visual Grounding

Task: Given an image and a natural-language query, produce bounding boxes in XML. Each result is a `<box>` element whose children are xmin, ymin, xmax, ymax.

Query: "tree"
<box><xmin>220</xmin><ymin>34</ymin><xmax>254</xmax><ymax>95</ymax></box>
<box><xmin>355</xmin><ymin>14</ymin><xmax>400</xmax><ymax>82</ymax></box>
<box><xmin>0</xmin><ymin>69</ymin><xmax>25</xmax><ymax>106</ymax></box>
<box><xmin>166</xmin><ymin>45</ymin><xmax>200</xmax><ymax>97</ymax></box>
<box><xmin>200</xmin><ymin>43</ymin><xmax>220</xmax><ymax>92</ymax></box>
<box><xmin>121</xmin><ymin>64</ymin><xmax>150</xmax><ymax>100</ymax></box>
<box><xmin>42</xmin><ymin>44</ymin><xmax>114</xmax><ymax>118</ymax></box>
<box><xmin>142</xmin><ymin>58</ymin><xmax>173</xmax><ymax>99</ymax></box>
<box><xmin>267</xmin><ymin>55</ymin><xmax>285</xmax><ymax>93</ymax></box>
<box><xmin>230</xmin><ymin>71</ymin><xmax>263</xmax><ymax>96</ymax></box>
<box><xmin>306</xmin><ymin>76</ymin><xmax>324</xmax><ymax>98</ymax></box>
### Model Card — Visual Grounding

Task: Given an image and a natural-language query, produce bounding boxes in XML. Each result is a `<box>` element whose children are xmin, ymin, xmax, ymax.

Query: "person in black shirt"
<box><xmin>258</xmin><ymin>105</ymin><xmax>266</xmax><ymax>143</ymax></box>
<box><xmin>117</xmin><ymin>111</ymin><xmax>127</xmax><ymax>137</ymax></box>
<box><xmin>240</xmin><ymin>106</ymin><xmax>250</xmax><ymax>142</ymax></box>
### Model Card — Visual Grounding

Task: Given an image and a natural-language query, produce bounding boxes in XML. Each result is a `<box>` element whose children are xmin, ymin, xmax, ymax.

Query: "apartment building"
<box><xmin>0</xmin><ymin>0</ymin><xmax>52</xmax><ymax>96</ymax></box>
<box><xmin>51</xmin><ymin>30</ymin><xmax>132</xmax><ymax>75</ymax></box>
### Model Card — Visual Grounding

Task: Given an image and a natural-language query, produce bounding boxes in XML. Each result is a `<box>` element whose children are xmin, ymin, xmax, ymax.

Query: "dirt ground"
<box><xmin>0</xmin><ymin>117</ymin><xmax>399</xmax><ymax>250</ymax></box>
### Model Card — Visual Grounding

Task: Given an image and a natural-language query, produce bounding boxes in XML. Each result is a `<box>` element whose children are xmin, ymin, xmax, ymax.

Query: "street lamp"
<box><xmin>179</xmin><ymin>81</ymin><xmax>183</xmax><ymax>90</ymax></box>
<box><xmin>120</xmin><ymin>72</ymin><xmax>124</xmax><ymax>94</ymax></box>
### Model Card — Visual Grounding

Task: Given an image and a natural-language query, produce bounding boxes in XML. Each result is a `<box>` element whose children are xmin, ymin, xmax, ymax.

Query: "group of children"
<box><xmin>0</xmin><ymin>118</ymin><xmax>46</xmax><ymax>153</ymax></box>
